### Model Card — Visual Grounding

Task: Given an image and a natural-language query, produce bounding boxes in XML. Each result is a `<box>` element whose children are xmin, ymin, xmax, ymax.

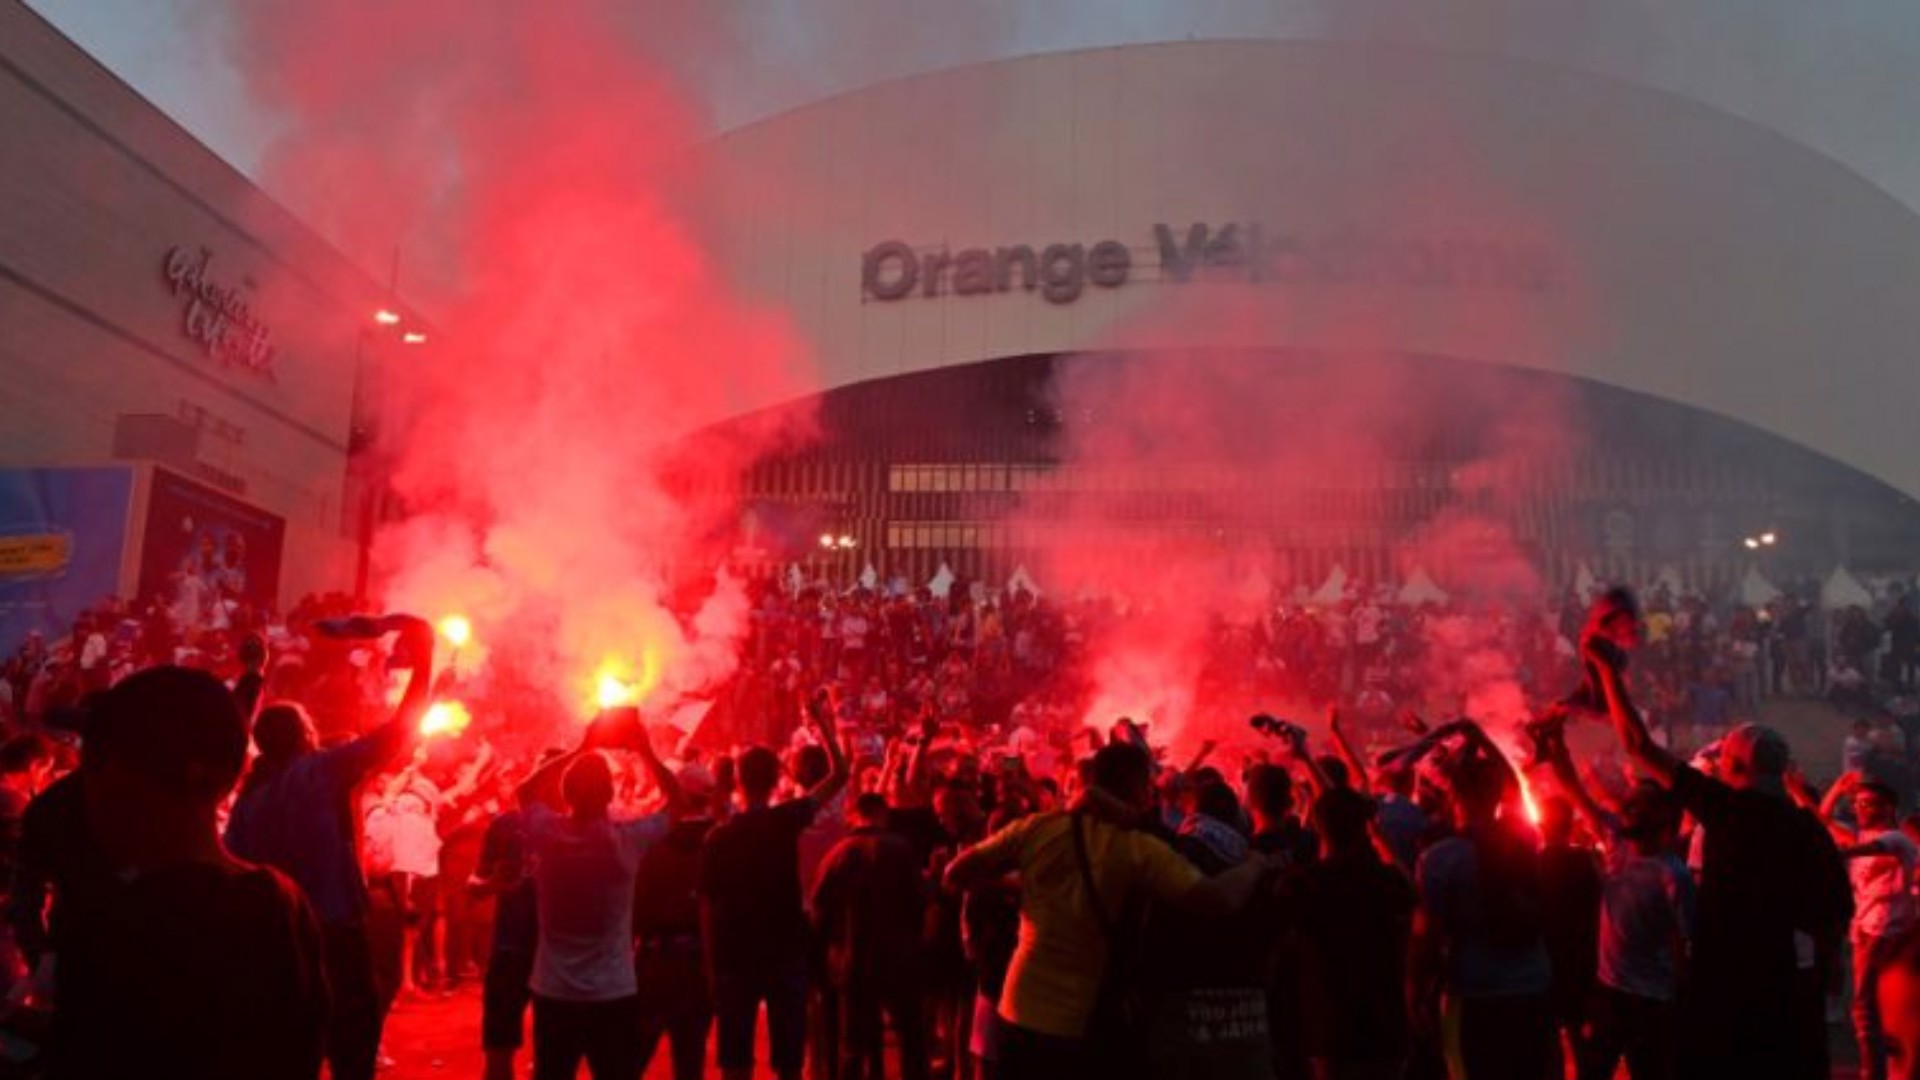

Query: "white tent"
<box><xmin>858</xmin><ymin>563</ymin><xmax>879</xmax><ymax>590</ymax></box>
<box><xmin>1738</xmin><ymin>565</ymin><xmax>1782</xmax><ymax>607</ymax></box>
<box><xmin>1822</xmin><ymin>565</ymin><xmax>1874</xmax><ymax>609</ymax></box>
<box><xmin>1007</xmin><ymin>564</ymin><xmax>1042</xmax><ymax>597</ymax></box>
<box><xmin>1310</xmin><ymin>564</ymin><xmax>1349</xmax><ymax>606</ymax></box>
<box><xmin>1397</xmin><ymin>567</ymin><xmax>1450</xmax><ymax>605</ymax></box>
<box><xmin>928</xmin><ymin>562</ymin><xmax>956</xmax><ymax>599</ymax></box>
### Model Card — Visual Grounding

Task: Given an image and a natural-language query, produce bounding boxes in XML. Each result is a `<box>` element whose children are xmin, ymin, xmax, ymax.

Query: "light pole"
<box><xmin>351</xmin><ymin>308</ymin><xmax>430</xmax><ymax>601</ymax></box>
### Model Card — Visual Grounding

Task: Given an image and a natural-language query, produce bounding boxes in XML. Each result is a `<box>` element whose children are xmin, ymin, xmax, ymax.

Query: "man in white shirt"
<box><xmin>516</xmin><ymin>709</ymin><xmax>682</xmax><ymax>1080</ymax></box>
<box><xmin>1820</xmin><ymin>771</ymin><xmax>1919</xmax><ymax>1080</ymax></box>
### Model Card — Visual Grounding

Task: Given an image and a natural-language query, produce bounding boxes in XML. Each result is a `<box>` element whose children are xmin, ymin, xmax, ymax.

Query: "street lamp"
<box><xmin>818</xmin><ymin>533</ymin><xmax>857</xmax><ymax>587</ymax></box>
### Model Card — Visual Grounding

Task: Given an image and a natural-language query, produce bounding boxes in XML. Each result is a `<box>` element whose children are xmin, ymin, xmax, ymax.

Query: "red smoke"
<box><xmin>217</xmin><ymin>2</ymin><xmax>813</xmax><ymax>731</ymax></box>
<box><xmin>1013</xmin><ymin>296</ymin><xmax>1586</xmax><ymax>758</ymax></box>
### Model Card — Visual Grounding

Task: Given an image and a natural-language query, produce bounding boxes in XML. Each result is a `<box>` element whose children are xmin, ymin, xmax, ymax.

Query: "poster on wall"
<box><xmin>0</xmin><ymin>468</ymin><xmax>135</xmax><ymax>654</ymax></box>
<box><xmin>138</xmin><ymin>468</ymin><xmax>285</xmax><ymax>635</ymax></box>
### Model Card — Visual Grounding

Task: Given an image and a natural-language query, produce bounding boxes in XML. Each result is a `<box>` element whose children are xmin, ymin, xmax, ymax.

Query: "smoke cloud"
<box><xmin>215</xmin><ymin>1</ymin><xmax>1601</xmax><ymax>759</ymax></box>
<box><xmin>216</xmin><ymin>1</ymin><xmax>814</xmax><ymax>730</ymax></box>
<box><xmin>1016</xmin><ymin>337</ymin><xmax>1583</xmax><ymax>752</ymax></box>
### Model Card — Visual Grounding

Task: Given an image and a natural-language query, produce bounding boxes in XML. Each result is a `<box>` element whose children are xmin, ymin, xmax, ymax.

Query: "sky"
<box><xmin>24</xmin><ymin>0</ymin><xmax>1920</xmax><ymax>225</ymax></box>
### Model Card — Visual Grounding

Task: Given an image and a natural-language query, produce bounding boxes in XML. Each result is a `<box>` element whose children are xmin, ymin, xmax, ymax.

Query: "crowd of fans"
<box><xmin>4</xmin><ymin>576</ymin><xmax>1920</xmax><ymax>1079</ymax></box>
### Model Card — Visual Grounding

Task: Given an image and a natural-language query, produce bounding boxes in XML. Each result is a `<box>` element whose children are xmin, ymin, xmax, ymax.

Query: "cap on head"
<box><xmin>89</xmin><ymin>666</ymin><xmax>247</xmax><ymax>801</ymax></box>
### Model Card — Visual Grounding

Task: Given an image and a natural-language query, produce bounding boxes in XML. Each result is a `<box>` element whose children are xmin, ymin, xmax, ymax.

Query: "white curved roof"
<box><xmin>701</xmin><ymin>39</ymin><xmax>1920</xmax><ymax>497</ymax></box>
<box><xmin>703</xmin><ymin>3</ymin><xmax>1920</xmax><ymax>221</ymax></box>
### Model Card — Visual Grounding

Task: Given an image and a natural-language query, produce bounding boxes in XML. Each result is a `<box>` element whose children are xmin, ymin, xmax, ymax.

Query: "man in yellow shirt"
<box><xmin>945</xmin><ymin>742</ymin><xmax>1278</xmax><ymax>1080</ymax></box>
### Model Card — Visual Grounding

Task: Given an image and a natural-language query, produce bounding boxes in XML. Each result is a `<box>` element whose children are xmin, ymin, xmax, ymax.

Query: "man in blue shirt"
<box><xmin>226</xmin><ymin>614</ymin><xmax>436</xmax><ymax>1080</ymax></box>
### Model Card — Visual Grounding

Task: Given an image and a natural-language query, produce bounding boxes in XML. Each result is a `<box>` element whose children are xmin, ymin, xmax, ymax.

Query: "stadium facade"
<box><xmin>695</xmin><ymin>41</ymin><xmax>1920</xmax><ymax>591</ymax></box>
<box><xmin>7</xmin><ymin>8</ymin><xmax>1920</xmax><ymax>628</ymax></box>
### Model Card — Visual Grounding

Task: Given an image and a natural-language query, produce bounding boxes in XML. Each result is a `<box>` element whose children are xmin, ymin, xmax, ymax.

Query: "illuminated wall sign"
<box><xmin>861</xmin><ymin>222</ymin><xmax>1554</xmax><ymax>303</ymax></box>
<box><xmin>162</xmin><ymin>246</ymin><xmax>278</xmax><ymax>381</ymax></box>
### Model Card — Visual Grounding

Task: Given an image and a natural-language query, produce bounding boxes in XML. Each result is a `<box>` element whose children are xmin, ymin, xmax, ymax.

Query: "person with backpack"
<box><xmin>943</xmin><ymin>742</ymin><xmax>1281</xmax><ymax>1080</ymax></box>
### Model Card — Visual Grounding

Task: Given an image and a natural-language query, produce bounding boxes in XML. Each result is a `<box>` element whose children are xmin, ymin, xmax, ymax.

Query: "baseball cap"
<box><xmin>88</xmin><ymin>666</ymin><xmax>247</xmax><ymax>798</ymax></box>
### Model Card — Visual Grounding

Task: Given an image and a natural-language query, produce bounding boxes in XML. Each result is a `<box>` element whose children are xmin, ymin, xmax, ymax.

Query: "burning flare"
<box><xmin>437</xmin><ymin>615</ymin><xmax>473</xmax><ymax>649</ymax></box>
<box><xmin>420</xmin><ymin>700</ymin><xmax>473</xmax><ymax>738</ymax></box>
<box><xmin>596</xmin><ymin>672</ymin><xmax>636</xmax><ymax>710</ymax></box>
<box><xmin>589</xmin><ymin>650</ymin><xmax>662</xmax><ymax>714</ymax></box>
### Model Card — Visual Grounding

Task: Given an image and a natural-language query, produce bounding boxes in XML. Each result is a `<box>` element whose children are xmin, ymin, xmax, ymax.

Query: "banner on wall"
<box><xmin>0</xmin><ymin>468</ymin><xmax>135</xmax><ymax>654</ymax></box>
<box><xmin>137</xmin><ymin>468</ymin><xmax>285</xmax><ymax>633</ymax></box>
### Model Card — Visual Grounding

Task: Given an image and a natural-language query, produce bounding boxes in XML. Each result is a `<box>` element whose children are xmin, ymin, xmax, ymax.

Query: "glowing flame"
<box><xmin>1517</xmin><ymin>770</ymin><xmax>1543</xmax><ymax>827</ymax></box>
<box><xmin>596</xmin><ymin>672</ymin><xmax>636</xmax><ymax>710</ymax></box>
<box><xmin>1488</xmin><ymin>732</ymin><xmax>1544</xmax><ymax>828</ymax></box>
<box><xmin>420</xmin><ymin>700</ymin><xmax>472</xmax><ymax>738</ymax></box>
<box><xmin>437</xmin><ymin>614</ymin><xmax>473</xmax><ymax>649</ymax></box>
<box><xmin>589</xmin><ymin>651</ymin><xmax>661</xmax><ymax>715</ymax></box>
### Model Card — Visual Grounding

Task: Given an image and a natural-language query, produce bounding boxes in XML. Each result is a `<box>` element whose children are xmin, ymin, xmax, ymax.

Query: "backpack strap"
<box><xmin>1070</xmin><ymin>811</ymin><xmax>1119</xmax><ymax>941</ymax></box>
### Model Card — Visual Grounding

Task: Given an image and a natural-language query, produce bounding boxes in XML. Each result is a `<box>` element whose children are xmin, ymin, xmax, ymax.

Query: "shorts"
<box><xmin>481</xmin><ymin>949</ymin><xmax>536</xmax><ymax>1050</ymax></box>
<box><xmin>713</xmin><ymin>965</ymin><xmax>809</xmax><ymax>1072</ymax></box>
